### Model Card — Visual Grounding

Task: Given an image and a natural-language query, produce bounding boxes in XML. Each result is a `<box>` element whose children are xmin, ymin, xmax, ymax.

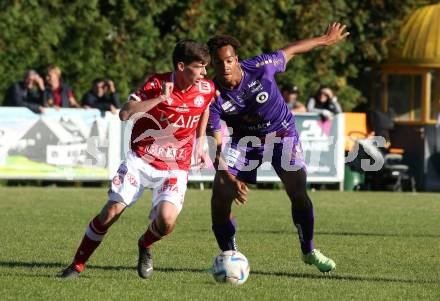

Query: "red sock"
<box><xmin>72</xmin><ymin>215</ymin><xmax>108</xmax><ymax>271</ymax></box>
<box><xmin>139</xmin><ymin>220</ymin><xmax>164</xmax><ymax>249</ymax></box>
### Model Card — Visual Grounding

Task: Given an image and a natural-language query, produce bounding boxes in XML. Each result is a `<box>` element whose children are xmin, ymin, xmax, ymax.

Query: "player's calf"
<box><xmin>212</xmin><ymin>216</ymin><xmax>238</xmax><ymax>251</ymax></box>
<box><xmin>137</xmin><ymin>209</ymin><xmax>178</xmax><ymax>278</ymax></box>
<box><xmin>59</xmin><ymin>203</ymin><xmax>125</xmax><ymax>279</ymax></box>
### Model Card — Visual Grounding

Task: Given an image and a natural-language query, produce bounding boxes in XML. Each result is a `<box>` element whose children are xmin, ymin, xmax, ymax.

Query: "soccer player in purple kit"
<box><xmin>207</xmin><ymin>23</ymin><xmax>349</xmax><ymax>273</ymax></box>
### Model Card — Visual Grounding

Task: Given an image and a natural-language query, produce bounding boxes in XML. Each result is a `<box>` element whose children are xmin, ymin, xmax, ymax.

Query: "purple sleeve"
<box><xmin>207</xmin><ymin>101</ymin><xmax>222</xmax><ymax>132</ymax></box>
<box><xmin>243</xmin><ymin>50</ymin><xmax>286</xmax><ymax>75</ymax></box>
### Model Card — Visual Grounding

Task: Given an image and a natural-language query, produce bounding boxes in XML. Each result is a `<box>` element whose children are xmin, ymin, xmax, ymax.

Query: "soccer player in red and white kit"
<box><xmin>60</xmin><ymin>40</ymin><xmax>215</xmax><ymax>279</ymax></box>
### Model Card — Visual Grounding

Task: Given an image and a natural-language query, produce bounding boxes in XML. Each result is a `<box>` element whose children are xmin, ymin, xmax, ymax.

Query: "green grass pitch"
<box><xmin>0</xmin><ymin>187</ymin><xmax>439</xmax><ymax>300</ymax></box>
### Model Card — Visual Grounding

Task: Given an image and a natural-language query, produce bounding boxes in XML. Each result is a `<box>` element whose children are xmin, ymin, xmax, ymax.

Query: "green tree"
<box><xmin>0</xmin><ymin>0</ymin><xmax>437</xmax><ymax>110</ymax></box>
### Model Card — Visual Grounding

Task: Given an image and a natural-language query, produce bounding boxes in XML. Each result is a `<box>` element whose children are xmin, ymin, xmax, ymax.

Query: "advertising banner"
<box><xmin>0</xmin><ymin>108</ymin><xmax>120</xmax><ymax>180</ymax></box>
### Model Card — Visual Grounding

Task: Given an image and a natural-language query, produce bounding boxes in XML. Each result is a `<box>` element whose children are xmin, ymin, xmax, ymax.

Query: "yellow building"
<box><xmin>377</xmin><ymin>3</ymin><xmax>440</xmax><ymax>191</ymax></box>
<box><xmin>380</xmin><ymin>3</ymin><xmax>440</xmax><ymax>124</ymax></box>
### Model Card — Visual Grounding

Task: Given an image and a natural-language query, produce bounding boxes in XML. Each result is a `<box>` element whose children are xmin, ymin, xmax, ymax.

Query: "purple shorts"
<box><xmin>224</xmin><ymin>131</ymin><xmax>306</xmax><ymax>184</ymax></box>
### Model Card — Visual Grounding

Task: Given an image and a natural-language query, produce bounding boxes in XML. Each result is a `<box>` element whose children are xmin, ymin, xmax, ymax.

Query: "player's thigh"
<box><xmin>150</xmin><ymin>170</ymin><xmax>188</xmax><ymax>220</ymax></box>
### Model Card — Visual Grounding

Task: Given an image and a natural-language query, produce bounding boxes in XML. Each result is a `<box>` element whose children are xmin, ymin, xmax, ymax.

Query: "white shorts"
<box><xmin>108</xmin><ymin>151</ymin><xmax>188</xmax><ymax>219</ymax></box>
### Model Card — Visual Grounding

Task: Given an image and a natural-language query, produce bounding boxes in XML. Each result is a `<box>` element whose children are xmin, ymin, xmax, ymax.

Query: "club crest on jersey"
<box><xmin>256</xmin><ymin>91</ymin><xmax>269</xmax><ymax>103</ymax></box>
<box><xmin>198</xmin><ymin>81</ymin><xmax>212</xmax><ymax>93</ymax></box>
<box><xmin>194</xmin><ymin>95</ymin><xmax>204</xmax><ymax>107</ymax></box>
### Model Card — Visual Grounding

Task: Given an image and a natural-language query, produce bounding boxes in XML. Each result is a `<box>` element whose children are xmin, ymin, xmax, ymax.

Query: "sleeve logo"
<box><xmin>198</xmin><ymin>81</ymin><xmax>212</xmax><ymax>93</ymax></box>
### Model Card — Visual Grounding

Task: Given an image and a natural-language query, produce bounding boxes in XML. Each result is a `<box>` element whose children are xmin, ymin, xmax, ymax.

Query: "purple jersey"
<box><xmin>208</xmin><ymin>51</ymin><xmax>296</xmax><ymax>137</ymax></box>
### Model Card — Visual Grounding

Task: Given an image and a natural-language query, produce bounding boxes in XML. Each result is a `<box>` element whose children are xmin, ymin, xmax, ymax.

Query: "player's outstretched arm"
<box><xmin>281</xmin><ymin>22</ymin><xmax>349</xmax><ymax>63</ymax></box>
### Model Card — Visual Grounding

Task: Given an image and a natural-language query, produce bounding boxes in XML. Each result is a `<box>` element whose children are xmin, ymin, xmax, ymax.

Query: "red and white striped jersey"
<box><xmin>129</xmin><ymin>72</ymin><xmax>214</xmax><ymax>171</ymax></box>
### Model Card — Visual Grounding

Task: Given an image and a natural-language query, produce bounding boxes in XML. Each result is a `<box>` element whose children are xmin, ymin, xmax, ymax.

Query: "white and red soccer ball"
<box><xmin>212</xmin><ymin>250</ymin><xmax>250</xmax><ymax>285</ymax></box>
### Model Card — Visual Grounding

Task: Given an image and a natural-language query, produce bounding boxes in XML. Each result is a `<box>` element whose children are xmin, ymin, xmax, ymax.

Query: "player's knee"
<box><xmin>289</xmin><ymin>191</ymin><xmax>312</xmax><ymax>207</ymax></box>
<box><xmin>155</xmin><ymin>204</ymin><xmax>178</xmax><ymax>235</ymax></box>
<box><xmin>211</xmin><ymin>194</ymin><xmax>232</xmax><ymax>211</ymax></box>
<box><xmin>156</xmin><ymin>217</ymin><xmax>175</xmax><ymax>236</ymax></box>
<box><xmin>213</xmin><ymin>174</ymin><xmax>234</xmax><ymax>199</ymax></box>
<box><xmin>99</xmin><ymin>202</ymin><xmax>124</xmax><ymax>226</ymax></box>
<box><xmin>212</xmin><ymin>184</ymin><xmax>234</xmax><ymax>205</ymax></box>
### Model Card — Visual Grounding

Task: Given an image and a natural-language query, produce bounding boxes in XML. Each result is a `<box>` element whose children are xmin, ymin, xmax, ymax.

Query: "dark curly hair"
<box><xmin>172</xmin><ymin>39</ymin><xmax>211</xmax><ymax>69</ymax></box>
<box><xmin>207</xmin><ymin>35</ymin><xmax>241</xmax><ymax>55</ymax></box>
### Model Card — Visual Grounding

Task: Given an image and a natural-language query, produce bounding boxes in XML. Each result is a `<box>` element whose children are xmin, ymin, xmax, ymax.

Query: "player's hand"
<box><xmin>159</xmin><ymin>81</ymin><xmax>174</xmax><ymax>103</ymax></box>
<box><xmin>193</xmin><ymin>142</ymin><xmax>207</xmax><ymax>169</ymax></box>
<box><xmin>35</xmin><ymin>75</ymin><xmax>45</xmax><ymax>90</ymax></box>
<box><xmin>211</xmin><ymin>90</ymin><xmax>221</xmax><ymax>103</ymax></box>
<box><xmin>224</xmin><ymin>173</ymin><xmax>249</xmax><ymax>205</ymax></box>
<box><xmin>218</xmin><ymin>170</ymin><xmax>249</xmax><ymax>205</ymax></box>
<box><xmin>106</xmin><ymin>80</ymin><xmax>116</xmax><ymax>93</ymax></box>
<box><xmin>160</xmin><ymin>81</ymin><xmax>174</xmax><ymax>96</ymax></box>
<box><xmin>323</xmin><ymin>22</ymin><xmax>350</xmax><ymax>46</ymax></box>
<box><xmin>233</xmin><ymin>179</ymin><xmax>249</xmax><ymax>205</ymax></box>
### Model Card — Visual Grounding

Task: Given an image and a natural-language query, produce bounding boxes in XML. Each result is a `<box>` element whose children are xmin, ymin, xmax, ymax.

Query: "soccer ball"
<box><xmin>212</xmin><ymin>250</ymin><xmax>250</xmax><ymax>285</ymax></box>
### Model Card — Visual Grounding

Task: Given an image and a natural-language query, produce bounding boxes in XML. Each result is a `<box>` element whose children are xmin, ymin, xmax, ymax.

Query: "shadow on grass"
<box><xmin>315</xmin><ymin>231</ymin><xmax>440</xmax><ymax>238</ymax></box>
<box><xmin>190</xmin><ymin>229</ymin><xmax>440</xmax><ymax>238</ymax></box>
<box><xmin>1</xmin><ymin>260</ymin><xmax>438</xmax><ymax>285</ymax></box>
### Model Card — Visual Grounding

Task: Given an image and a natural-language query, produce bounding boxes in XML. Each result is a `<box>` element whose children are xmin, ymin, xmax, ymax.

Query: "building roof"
<box><xmin>388</xmin><ymin>3</ymin><xmax>440</xmax><ymax>67</ymax></box>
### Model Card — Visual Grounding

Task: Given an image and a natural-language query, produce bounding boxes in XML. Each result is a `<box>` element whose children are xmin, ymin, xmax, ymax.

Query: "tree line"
<box><xmin>0</xmin><ymin>0</ymin><xmax>435</xmax><ymax>110</ymax></box>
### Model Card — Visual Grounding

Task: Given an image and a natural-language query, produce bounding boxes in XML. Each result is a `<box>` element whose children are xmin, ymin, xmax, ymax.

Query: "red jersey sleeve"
<box><xmin>129</xmin><ymin>75</ymin><xmax>162</xmax><ymax>102</ymax></box>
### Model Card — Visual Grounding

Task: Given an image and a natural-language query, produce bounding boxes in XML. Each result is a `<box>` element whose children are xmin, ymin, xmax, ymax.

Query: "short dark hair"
<box><xmin>207</xmin><ymin>35</ymin><xmax>241</xmax><ymax>55</ymax></box>
<box><xmin>93</xmin><ymin>78</ymin><xmax>105</xmax><ymax>86</ymax></box>
<box><xmin>172</xmin><ymin>39</ymin><xmax>210</xmax><ymax>69</ymax></box>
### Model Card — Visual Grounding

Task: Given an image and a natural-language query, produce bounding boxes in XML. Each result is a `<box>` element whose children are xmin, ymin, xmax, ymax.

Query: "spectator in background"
<box><xmin>44</xmin><ymin>65</ymin><xmax>80</xmax><ymax>108</ymax></box>
<box><xmin>282</xmin><ymin>84</ymin><xmax>306</xmax><ymax>113</ymax></box>
<box><xmin>3</xmin><ymin>70</ymin><xmax>45</xmax><ymax>113</ymax></box>
<box><xmin>307</xmin><ymin>86</ymin><xmax>342</xmax><ymax>120</ymax></box>
<box><xmin>82</xmin><ymin>78</ymin><xmax>121</xmax><ymax>114</ymax></box>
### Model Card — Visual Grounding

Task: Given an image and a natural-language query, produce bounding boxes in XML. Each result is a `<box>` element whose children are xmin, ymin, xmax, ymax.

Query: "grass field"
<box><xmin>0</xmin><ymin>187</ymin><xmax>439</xmax><ymax>300</ymax></box>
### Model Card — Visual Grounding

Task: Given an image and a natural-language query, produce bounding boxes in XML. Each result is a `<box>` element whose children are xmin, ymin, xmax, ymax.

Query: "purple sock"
<box><xmin>212</xmin><ymin>217</ymin><xmax>237</xmax><ymax>251</ymax></box>
<box><xmin>291</xmin><ymin>206</ymin><xmax>315</xmax><ymax>255</ymax></box>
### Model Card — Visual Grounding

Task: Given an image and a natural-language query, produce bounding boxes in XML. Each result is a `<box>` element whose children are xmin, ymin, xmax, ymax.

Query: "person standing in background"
<box><xmin>3</xmin><ymin>70</ymin><xmax>46</xmax><ymax>113</ymax></box>
<box><xmin>44</xmin><ymin>65</ymin><xmax>80</xmax><ymax>108</ymax></box>
<box><xmin>82</xmin><ymin>78</ymin><xmax>121</xmax><ymax>114</ymax></box>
